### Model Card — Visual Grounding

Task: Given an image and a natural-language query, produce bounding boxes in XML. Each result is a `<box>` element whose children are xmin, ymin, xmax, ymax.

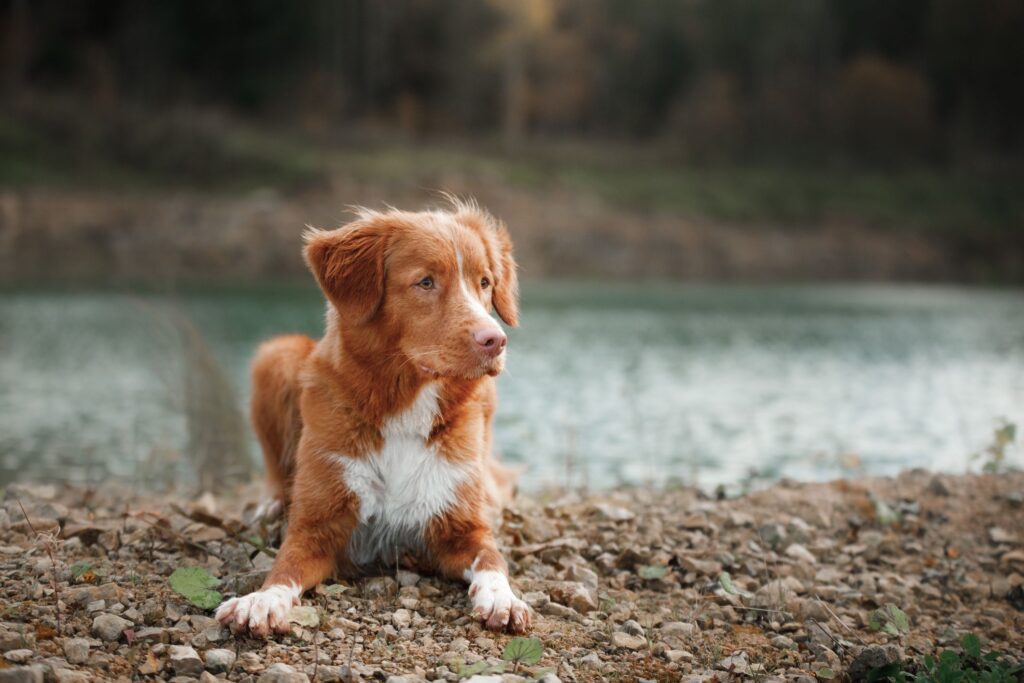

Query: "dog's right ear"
<box><xmin>303</xmin><ymin>222</ymin><xmax>389</xmax><ymax>324</ymax></box>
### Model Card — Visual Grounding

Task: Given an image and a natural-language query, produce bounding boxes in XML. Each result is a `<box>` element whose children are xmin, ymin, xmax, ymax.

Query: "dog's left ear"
<box><xmin>490</xmin><ymin>222</ymin><xmax>520</xmax><ymax>327</ymax></box>
<box><xmin>303</xmin><ymin>221</ymin><xmax>389</xmax><ymax>324</ymax></box>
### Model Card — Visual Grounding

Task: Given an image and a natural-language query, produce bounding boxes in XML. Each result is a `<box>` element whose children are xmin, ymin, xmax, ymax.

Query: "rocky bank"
<box><xmin>0</xmin><ymin>470</ymin><xmax>1022</xmax><ymax>682</ymax></box>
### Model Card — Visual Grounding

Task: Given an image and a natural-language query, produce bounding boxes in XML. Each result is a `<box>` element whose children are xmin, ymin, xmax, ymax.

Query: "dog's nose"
<box><xmin>472</xmin><ymin>327</ymin><xmax>507</xmax><ymax>356</ymax></box>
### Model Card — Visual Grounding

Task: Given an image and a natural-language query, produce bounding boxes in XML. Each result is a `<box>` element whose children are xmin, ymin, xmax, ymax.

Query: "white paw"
<box><xmin>251</xmin><ymin>497</ymin><xmax>284</xmax><ymax>524</ymax></box>
<box><xmin>215</xmin><ymin>583</ymin><xmax>299</xmax><ymax>637</ymax></box>
<box><xmin>468</xmin><ymin>570</ymin><xmax>531</xmax><ymax>633</ymax></box>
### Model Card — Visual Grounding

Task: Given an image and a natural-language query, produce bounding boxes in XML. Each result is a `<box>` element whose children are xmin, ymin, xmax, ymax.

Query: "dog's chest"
<box><xmin>337</xmin><ymin>384</ymin><xmax>471</xmax><ymax>564</ymax></box>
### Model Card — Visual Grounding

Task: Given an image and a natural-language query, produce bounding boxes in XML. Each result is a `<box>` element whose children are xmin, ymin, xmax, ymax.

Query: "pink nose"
<box><xmin>472</xmin><ymin>327</ymin><xmax>507</xmax><ymax>356</ymax></box>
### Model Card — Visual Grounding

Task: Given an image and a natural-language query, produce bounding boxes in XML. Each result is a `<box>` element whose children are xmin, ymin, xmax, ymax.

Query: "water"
<box><xmin>1</xmin><ymin>283</ymin><xmax>1022</xmax><ymax>491</ymax></box>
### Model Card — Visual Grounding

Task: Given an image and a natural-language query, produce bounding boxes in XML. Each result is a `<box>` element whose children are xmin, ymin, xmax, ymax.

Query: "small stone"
<box><xmin>771</xmin><ymin>635</ymin><xmax>796</xmax><ymax>650</ymax></box>
<box><xmin>718</xmin><ymin>651</ymin><xmax>750</xmax><ymax>674</ymax></box>
<box><xmin>396</xmin><ymin>570</ymin><xmax>421</xmax><ymax>587</ymax></box>
<box><xmin>848</xmin><ymin>645</ymin><xmax>902</xmax><ymax>681</ymax></box>
<box><xmin>61</xmin><ymin>639</ymin><xmax>90</xmax><ymax>665</ymax></box>
<box><xmin>3</xmin><ymin>650</ymin><xmax>32</xmax><ymax>664</ymax></box>
<box><xmin>90</xmin><ymin>614</ymin><xmax>132</xmax><ymax>642</ymax></box>
<box><xmin>133</xmin><ymin>627</ymin><xmax>167</xmax><ymax>643</ymax></box>
<box><xmin>540</xmin><ymin>602</ymin><xmax>579</xmax><ymax>620</ymax></box>
<box><xmin>620</xmin><ymin>619</ymin><xmax>645</xmax><ymax>637</ymax></box>
<box><xmin>611</xmin><ymin>631</ymin><xmax>647</xmax><ymax>650</ymax></box>
<box><xmin>660</xmin><ymin>621</ymin><xmax>698</xmax><ymax>648</ymax></box>
<box><xmin>53</xmin><ymin>670</ymin><xmax>89</xmax><ymax>683</ymax></box>
<box><xmin>990</xmin><ymin>527</ymin><xmax>1017</xmax><ymax>544</ymax></box>
<box><xmin>258</xmin><ymin>662</ymin><xmax>310</xmax><ymax>682</ymax></box>
<box><xmin>784</xmin><ymin>543</ymin><xmax>817</xmax><ymax>564</ymax></box>
<box><xmin>362</xmin><ymin>576</ymin><xmax>395</xmax><ymax>598</ymax></box>
<box><xmin>592</xmin><ymin>503</ymin><xmax>635</xmax><ymax>521</ymax></box>
<box><xmin>199</xmin><ymin>672</ymin><xmax>220</xmax><ymax>683</ymax></box>
<box><xmin>547</xmin><ymin>581</ymin><xmax>597</xmax><ymax>613</ymax></box>
<box><xmin>566</xmin><ymin>564</ymin><xmax>599</xmax><ymax>590</ymax></box>
<box><xmin>522</xmin><ymin>591</ymin><xmax>549</xmax><ymax>608</ymax></box>
<box><xmin>392</xmin><ymin>609</ymin><xmax>412</xmax><ymax>628</ymax></box>
<box><xmin>204</xmin><ymin>648</ymin><xmax>236</xmax><ymax>673</ymax></box>
<box><xmin>579</xmin><ymin>652</ymin><xmax>603</xmax><ymax>669</ymax></box>
<box><xmin>288</xmin><ymin>605</ymin><xmax>320</xmax><ymax>628</ymax></box>
<box><xmin>168</xmin><ymin>645</ymin><xmax>203</xmax><ymax>677</ymax></box>
<box><xmin>137</xmin><ymin>650</ymin><xmax>163</xmax><ymax>675</ymax></box>
<box><xmin>664</xmin><ymin>649</ymin><xmax>693</xmax><ymax>663</ymax></box>
<box><xmin>758</xmin><ymin>523</ymin><xmax>788</xmax><ymax>548</ymax></box>
<box><xmin>927</xmin><ymin>476</ymin><xmax>951</xmax><ymax>496</ymax></box>
<box><xmin>0</xmin><ymin>631</ymin><xmax>28</xmax><ymax>652</ymax></box>
<box><xmin>0</xmin><ymin>667</ymin><xmax>43</xmax><ymax>683</ymax></box>
<box><xmin>679</xmin><ymin>556</ymin><xmax>722</xmax><ymax>576</ymax></box>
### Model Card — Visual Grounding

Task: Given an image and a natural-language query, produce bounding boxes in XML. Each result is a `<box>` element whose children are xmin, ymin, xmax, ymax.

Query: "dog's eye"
<box><xmin>417</xmin><ymin>276</ymin><xmax>434</xmax><ymax>290</ymax></box>
<box><xmin>480</xmin><ymin>277</ymin><xmax>490</xmax><ymax>289</ymax></box>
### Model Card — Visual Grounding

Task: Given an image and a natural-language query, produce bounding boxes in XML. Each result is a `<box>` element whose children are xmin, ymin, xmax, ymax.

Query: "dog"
<box><xmin>214</xmin><ymin>200</ymin><xmax>529</xmax><ymax>636</ymax></box>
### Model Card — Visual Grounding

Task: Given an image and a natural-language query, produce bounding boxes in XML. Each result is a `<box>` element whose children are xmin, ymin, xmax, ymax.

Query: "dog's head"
<box><xmin>304</xmin><ymin>200</ymin><xmax>519</xmax><ymax>379</ymax></box>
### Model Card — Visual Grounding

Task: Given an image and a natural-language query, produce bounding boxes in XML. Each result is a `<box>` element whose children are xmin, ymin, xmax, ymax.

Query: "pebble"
<box><xmin>61</xmin><ymin>639</ymin><xmax>90</xmax><ymax>665</ymax></box>
<box><xmin>90</xmin><ymin>614</ymin><xmax>132</xmax><ymax>642</ymax></box>
<box><xmin>0</xmin><ymin>667</ymin><xmax>44</xmax><ymax>683</ymax></box>
<box><xmin>784</xmin><ymin>543</ymin><xmax>817</xmax><ymax>564</ymax></box>
<box><xmin>848</xmin><ymin>644</ymin><xmax>902</xmax><ymax>680</ymax></box>
<box><xmin>3</xmin><ymin>650</ymin><xmax>32</xmax><ymax>664</ymax></box>
<box><xmin>204</xmin><ymin>648</ymin><xmax>236</xmax><ymax>673</ymax></box>
<box><xmin>611</xmin><ymin>631</ymin><xmax>647</xmax><ymax>650</ymax></box>
<box><xmin>664</xmin><ymin>649</ymin><xmax>693</xmax><ymax>663</ymax></box>
<box><xmin>396</xmin><ymin>569</ymin><xmax>421</xmax><ymax>587</ymax></box>
<box><xmin>620</xmin><ymin>619</ymin><xmax>645</xmax><ymax>636</ymax></box>
<box><xmin>258</xmin><ymin>662</ymin><xmax>310</xmax><ymax>682</ymax></box>
<box><xmin>168</xmin><ymin>645</ymin><xmax>203</xmax><ymax>677</ymax></box>
<box><xmin>392</xmin><ymin>609</ymin><xmax>413</xmax><ymax>628</ymax></box>
<box><xmin>770</xmin><ymin>635</ymin><xmax>796</xmax><ymax>650</ymax></box>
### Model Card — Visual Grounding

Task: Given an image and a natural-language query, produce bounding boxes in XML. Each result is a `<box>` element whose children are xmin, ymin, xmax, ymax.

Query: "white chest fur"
<box><xmin>336</xmin><ymin>383</ymin><xmax>472</xmax><ymax>565</ymax></box>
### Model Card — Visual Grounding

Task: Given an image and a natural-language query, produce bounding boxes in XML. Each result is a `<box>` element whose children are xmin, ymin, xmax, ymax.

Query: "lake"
<box><xmin>1</xmin><ymin>283</ymin><xmax>1022</xmax><ymax>492</ymax></box>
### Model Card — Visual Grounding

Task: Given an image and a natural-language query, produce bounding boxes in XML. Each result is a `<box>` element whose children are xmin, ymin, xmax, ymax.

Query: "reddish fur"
<box><xmin>243</xmin><ymin>201</ymin><xmax>526</xmax><ymax>632</ymax></box>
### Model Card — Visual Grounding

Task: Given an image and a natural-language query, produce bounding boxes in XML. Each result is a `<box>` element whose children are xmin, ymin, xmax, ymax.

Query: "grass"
<box><xmin>2</xmin><ymin>97</ymin><xmax>1022</xmax><ymax>237</ymax></box>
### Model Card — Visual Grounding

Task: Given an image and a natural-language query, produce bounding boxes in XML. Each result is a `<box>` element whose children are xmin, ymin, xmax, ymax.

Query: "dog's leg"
<box><xmin>216</xmin><ymin>499</ymin><xmax>356</xmax><ymax>637</ymax></box>
<box><xmin>426</xmin><ymin>515</ymin><xmax>530</xmax><ymax>633</ymax></box>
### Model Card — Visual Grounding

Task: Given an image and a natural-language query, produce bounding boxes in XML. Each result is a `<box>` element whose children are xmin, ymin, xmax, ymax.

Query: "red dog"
<box><xmin>215</xmin><ymin>200</ymin><xmax>528</xmax><ymax>636</ymax></box>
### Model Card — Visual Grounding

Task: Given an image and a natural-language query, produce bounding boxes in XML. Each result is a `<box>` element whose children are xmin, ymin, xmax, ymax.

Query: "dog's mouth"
<box><xmin>416</xmin><ymin>358</ymin><xmax>503</xmax><ymax>380</ymax></box>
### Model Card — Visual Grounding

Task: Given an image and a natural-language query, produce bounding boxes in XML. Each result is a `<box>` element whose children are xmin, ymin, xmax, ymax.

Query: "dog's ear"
<box><xmin>304</xmin><ymin>221</ymin><xmax>389</xmax><ymax>324</ymax></box>
<box><xmin>490</xmin><ymin>222</ymin><xmax>520</xmax><ymax>327</ymax></box>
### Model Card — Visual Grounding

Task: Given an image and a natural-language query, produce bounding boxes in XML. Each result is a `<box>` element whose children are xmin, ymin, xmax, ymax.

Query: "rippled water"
<box><xmin>1</xmin><ymin>284</ymin><xmax>1022</xmax><ymax>491</ymax></box>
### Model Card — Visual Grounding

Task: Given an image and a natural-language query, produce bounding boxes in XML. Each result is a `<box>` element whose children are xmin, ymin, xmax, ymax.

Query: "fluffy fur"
<box><xmin>215</xmin><ymin>199</ymin><xmax>528</xmax><ymax>636</ymax></box>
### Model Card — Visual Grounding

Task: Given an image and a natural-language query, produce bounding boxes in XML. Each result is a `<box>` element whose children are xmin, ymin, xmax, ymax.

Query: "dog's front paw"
<box><xmin>215</xmin><ymin>583</ymin><xmax>299</xmax><ymax>637</ymax></box>
<box><xmin>251</xmin><ymin>496</ymin><xmax>284</xmax><ymax>524</ymax></box>
<box><xmin>468</xmin><ymin>570</ymin><xmax>531</xmax><ymax>633</ymax></box>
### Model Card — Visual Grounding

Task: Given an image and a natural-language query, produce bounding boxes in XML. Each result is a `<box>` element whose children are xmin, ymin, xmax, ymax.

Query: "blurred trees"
<box><xmin>2</xmin><ymin>0</ymin><xmax>1022</xmax><ymax>164</ymax></box>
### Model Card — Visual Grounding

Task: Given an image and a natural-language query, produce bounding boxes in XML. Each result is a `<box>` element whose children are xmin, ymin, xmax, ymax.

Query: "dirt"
<box><xmin>1</xmin><ymin>469</ymin><xmax>1022</xmax><ymax>682</ymax></box>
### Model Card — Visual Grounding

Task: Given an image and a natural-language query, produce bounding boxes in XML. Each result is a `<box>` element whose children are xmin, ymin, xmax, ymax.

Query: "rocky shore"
<box><xmin>1</xmin><ymin>470</ymin><xmax>1022</xmax><ymax>682</ymax></box>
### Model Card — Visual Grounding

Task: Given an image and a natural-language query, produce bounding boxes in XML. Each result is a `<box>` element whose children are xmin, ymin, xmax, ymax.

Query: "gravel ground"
<box><xmin>1</xmin><ymin>470</ymin><xmax>1022</xmax><ymax>682</ymax></box>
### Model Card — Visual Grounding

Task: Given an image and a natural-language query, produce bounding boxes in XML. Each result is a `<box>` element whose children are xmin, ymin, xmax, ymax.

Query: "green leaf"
<box><xmin>961</xmin><ymin>633</ymin><xmax>981</xmax><ymax>660</ymax></box>
<box><xmin>502</xmin><ymin>637</ymin><xmax>544</xmax><ymax>666</ymax></box>
<box><xmin>872</xmin><ymin>495</ymin><xmax>901</xmax><ymax>526</ymax></box>
<box><xmin>870</xmin><ymin>604</ymin><xmax>910</xmax><ymax>637</ymax></box>
<box><xmin>69</xmin><ymin>562</ymin><xmax>93</xmax><ymax>579</ymax></box>
<box><xmin>168</xmin><ymin>566</ymin><xmax>223</xmax><ymax>610</ymax></box>
<box><xmin>886</xmin><ymin>604</ymin><xmax>910</xmax><ymax>633</ymax></box>
<box><xmin>637</xmin><ymin>564</ymin><xmax>669</xmax><ymax>579</ymax></box>
<box><xmin>457</xmin><ymin>660</ymin><xmax>490</xmax><ymax>677</ymax></box>
<box><xmin>718</xmin><ymin>572</ymin><xmax>754</xmax><ymax>598</ymax></box>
